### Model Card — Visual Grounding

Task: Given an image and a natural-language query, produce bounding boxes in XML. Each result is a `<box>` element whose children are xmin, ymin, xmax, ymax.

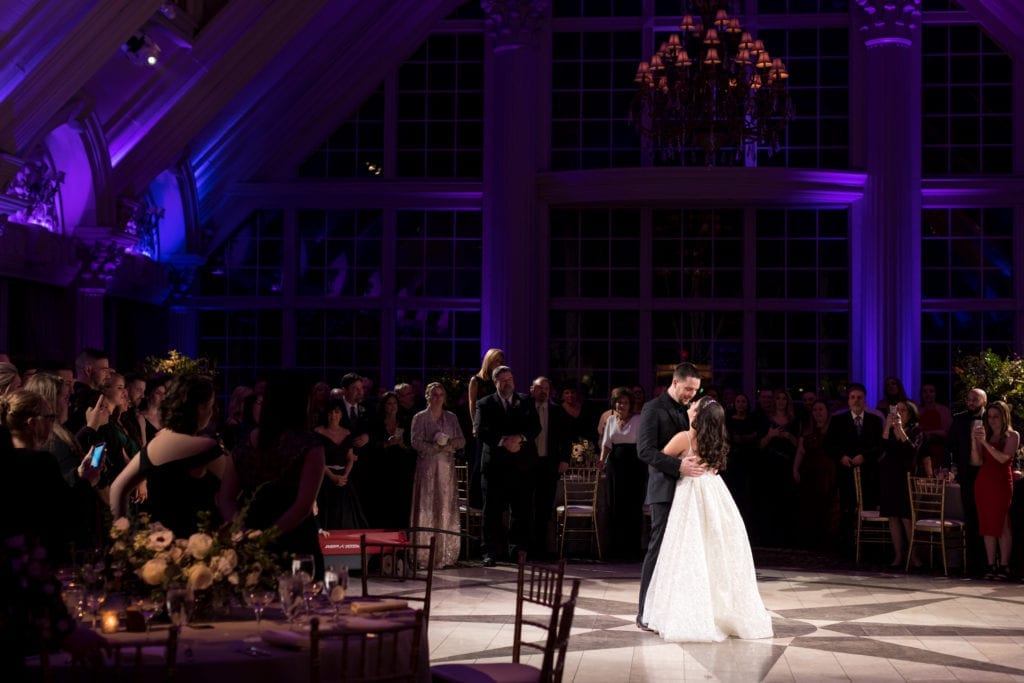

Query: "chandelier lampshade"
<box><xmin>630</xmin><ymin>1</ymin><xmax>794</xmax><ymax>164</ymax></box>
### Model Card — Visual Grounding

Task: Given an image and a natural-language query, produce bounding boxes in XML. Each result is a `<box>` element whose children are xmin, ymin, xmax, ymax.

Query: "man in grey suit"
<box><xmin>636</xmin><ymin>362</ymin><xmax>705</xmax><ymax>630</ymax></box>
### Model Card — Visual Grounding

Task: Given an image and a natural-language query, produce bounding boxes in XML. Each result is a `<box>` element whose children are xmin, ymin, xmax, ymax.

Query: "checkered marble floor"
<box><xmin>423</xmin><ymin>562</ymin><xmax>1024</xmax><ymax>682</ymax></box>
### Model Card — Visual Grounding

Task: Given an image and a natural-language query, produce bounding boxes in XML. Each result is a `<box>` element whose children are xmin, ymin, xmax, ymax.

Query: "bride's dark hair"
<box><xmin>692</xmin><ymin>396</ymin><xmax>729</xmax><ymax>472</ymax></box>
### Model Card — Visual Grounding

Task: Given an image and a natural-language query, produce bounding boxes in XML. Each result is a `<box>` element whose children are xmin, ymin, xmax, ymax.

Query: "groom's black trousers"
<box><xmin>638</xmin><ymin>500</ymin><xmax>672</xmax><ymax>620</ymax></box>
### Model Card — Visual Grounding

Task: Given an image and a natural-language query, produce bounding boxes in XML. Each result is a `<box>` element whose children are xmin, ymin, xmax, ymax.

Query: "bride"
<box><xmin>641</xmin><ymin>396</ymin><xmax>773</xmax><ymax>642</ymax></box>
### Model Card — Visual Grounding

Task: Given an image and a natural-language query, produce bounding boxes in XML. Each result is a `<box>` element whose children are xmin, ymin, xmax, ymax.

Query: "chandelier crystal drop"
<box><xmin>630</xmin><ymin>1</ymin><xmax>794</xmax><ymax>165</ymax></box>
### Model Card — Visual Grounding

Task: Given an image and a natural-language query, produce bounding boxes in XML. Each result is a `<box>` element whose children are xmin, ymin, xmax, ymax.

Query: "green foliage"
<box><xmin>954</xmin><ymin>348</ymin><xmax>1024</xmax><ymax>422</ymax></box>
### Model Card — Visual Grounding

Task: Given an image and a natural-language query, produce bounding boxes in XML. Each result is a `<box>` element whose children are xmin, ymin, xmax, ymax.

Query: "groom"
<box><xmin>636</xmin><ymin>362</ymin><xmax>705</xmax><ymax>630</ymax></box>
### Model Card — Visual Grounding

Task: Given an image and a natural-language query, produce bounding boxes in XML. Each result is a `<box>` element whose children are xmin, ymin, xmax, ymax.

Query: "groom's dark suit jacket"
<box><xmin>637</xmin><ymin>391</ymin><xmax>691</xmax><ymax>505</ymax></box>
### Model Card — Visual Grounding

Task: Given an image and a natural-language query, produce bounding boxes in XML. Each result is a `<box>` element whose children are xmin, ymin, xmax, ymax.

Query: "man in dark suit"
<box><xmin>636</xmin><ymin>362</ymin><xmax>704</xmax><ymax>630</ymax></box>
<box><xmin>529</xmin><ymin>376</ymin><xmax>569</xmax><ymax>559</ymax></box>
<box><xmin>826</xmin><ymin>382</ymin><xmax>883</xmax><ymax>558</ymax></box>
<box><xmin>474</xmin><ymin>365</ymin><xmax>541</xmax><ymax>566</ymax></box>
<box><xmin>947</xmin><ymin>387</ymin><xmax>987</xmax><ymax>574</ymax></box>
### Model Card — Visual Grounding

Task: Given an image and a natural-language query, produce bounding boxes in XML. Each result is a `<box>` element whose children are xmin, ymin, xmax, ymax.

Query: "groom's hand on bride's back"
<box><xmin>679</xmin><ymin>454</ymin><xmax>710</xmax><ymax>477</ymax></box>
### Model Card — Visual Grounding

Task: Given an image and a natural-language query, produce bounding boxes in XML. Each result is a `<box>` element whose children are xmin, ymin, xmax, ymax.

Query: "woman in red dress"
<box><xmin>971</xmin><ymin>400</ymin><xmax>1017</xmax><ymax>580</ymax></box>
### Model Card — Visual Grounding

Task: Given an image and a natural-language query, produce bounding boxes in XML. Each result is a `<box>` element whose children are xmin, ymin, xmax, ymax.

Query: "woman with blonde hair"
<box><xmin>468</xmin><ymin>348</ymin><xmax>504</xmax><ymax>426</ymax></box>
<box><xmin>0</xmin><ymin>390</ymin><xmax>78</xmax><ymax>562</ymax></box>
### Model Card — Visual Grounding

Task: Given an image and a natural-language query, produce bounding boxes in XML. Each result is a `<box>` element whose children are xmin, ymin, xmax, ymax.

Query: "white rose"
<box><xmin>140</xmin><ymin>558</ymin><xmax>168</xmax><ymax>586</ymax></box>
<box><xmin>186</xmin><ymin>533</ymin><xmax>214</xmax><ymax>559</ymax></box>
<box><xmin>169</xmin><ymin>546</ymin><xmax>184</xmax><ymax>563</ymax></box>
<box><xmin>219</xmin><ymin>549</ymin><xmax>238</xmax><ymax>573</ymax></box>
<box><xmin>246</xmin><ymin>530</ymin><xmax>262</xmax><ymax>540</ymax></box>
<box><xmin>111</xmin><ymin>517</ymin><xmax>130</xmax><ymax>537</ymax></box>
<box><xmin>434</xmin><ymin>432</ymin><xmax>449</xmax><ymax>447</ymax></box>
<box><xmin>227</xmin><ymin>572</ymin><xmax>240</xmax><ymax>586</ymax></box>
<box><xmin>187</xmin><ymin>563</ymin><xmax>215</xmax><ymax>592</ymax></box>
<box><xmin>146</xmin><ymin>527</ymin><xmax>175</xmax><ymax>551</ymax></box>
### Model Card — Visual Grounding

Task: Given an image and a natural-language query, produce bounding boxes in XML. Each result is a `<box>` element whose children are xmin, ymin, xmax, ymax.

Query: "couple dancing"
<box><xmin>637</xmin><ymin>363</ymin><xmax>773</xmax><ymax>642</ymax></box>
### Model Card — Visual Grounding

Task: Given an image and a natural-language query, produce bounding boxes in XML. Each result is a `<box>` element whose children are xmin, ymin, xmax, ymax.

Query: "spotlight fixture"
<box><xmin>122</xmin><ymin>32</ymin><xmax>161</xmax><ymax>67</ymax></box>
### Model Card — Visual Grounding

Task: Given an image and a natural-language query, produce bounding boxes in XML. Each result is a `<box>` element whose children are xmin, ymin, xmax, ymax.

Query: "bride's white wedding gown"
<box><xmin>642</xmin><ymin>469</ymin><xmax>774</xmax><ymax>642</ymax></box>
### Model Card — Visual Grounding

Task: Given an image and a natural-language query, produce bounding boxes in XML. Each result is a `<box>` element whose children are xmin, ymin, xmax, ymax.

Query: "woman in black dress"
<box><xmin>314</xmin><ymin>399</ymin><xmax>366</xmax><ymax>529</ymax></box>
<box><xmin>878</xmin><ymin>400</ymin><xmax>924</xmax><ymax>568</ymax></box>
<box><xmin>110</xmin><ymin>374</ymin><xmax>237</xmax><ymax>538</ymax></box>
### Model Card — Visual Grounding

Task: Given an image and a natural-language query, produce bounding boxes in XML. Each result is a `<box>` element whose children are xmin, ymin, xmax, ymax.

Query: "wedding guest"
<box><xmin>601</xmin><ymin>386</ymin><xmax>644</xmax><ymax>561</ymax></box>
<box><xmin>307</xmin><ymin>381</ymin><xmax>330</xmax><ymax>431</ymax></box>
<box><xmin>467</xmin><ymin>349</ymin><xmax>504</xmax><ymax>507</ymax></box>
<box><xmin>754</xmin><ymin>389</ymin><xmax>799</xmax><ymax>546</ymax></box>
<box><xmin>0</xmin><ymin>390</ymin><xmax>84</xmax><ymax>563</ymax></box>
<box><xmin>827</xmin><ymin>383</ymin><xmax>883</xmax><ymax>559</ymax></box>
<box><xmin>530</xmin><ymin>377</ymin><xmax>567</xmax><ymax>559</ymax></box>
<box><xmin>410</xmin><ymin>382</ymin><xmax>466</xmax><ymax>568</ymax></box>
<box><xmin>971</xmin><ymin>400</ymin><xmax>1017</xmax><ymax>580</ymax></box>
<box><xmin>792</xmin><ymin>400</ymin><xmax>838</xmax><ymax>551</ymax></box>
<box><xmin>474</xmin><ymin>365</ymin><xmax>540</xmax><ymax>566</ymax></box>
<box><xmin>0</xmin><ymin>361</ymin><xmax>21</xmax><ymax>394</ymax></box>
<box><xmin>368</xmin><ymin>390</ymin><xmax>415</xmax><ymax>529</ymax></box>
<box><xmin>876</xmin><ymin>376</ymin><xmax>908</xmax><ymax>414</ymax></box>
<box><xmin>66</xmin><ymin>349</ymin><xmax>113</xmax><ymax>433</ymax></box>
<box><xmin>110</xmin><ymin>374</ymin><xmax>236</xmax><ymax>538</ymax></box>
<box><xmin>725</xmin><ymin>393</ymin><xmax>758</xmax><ymax>526</ymax></box>
<box><xmin>232</xmin><ymin>375</ymin><xmax>326</xmax><ymax>579</ymax></box>
<box><xmin>314</xmin><ymin>399</ymin><xmax>366</xmax><ymax>530</ymax></box>
<box><xmin>878</xmin><ymin>400</ymin><xmax>925</xmax><ymax>568</ymax></box>
<box><xmin>948</xmin><ymin>388</ymin><xmax>987</xmax><ymax>573</ymax></box>
<box><xmin>136</xmin><ymin>376</ymin><xmax>169</xmax><ymax>447</ymax></box>
<box><xmin>555</xmin><ymin>381</ymin><xmax>599</xmax><ymax>460</ymax></box>
<box><xmin>918</xmin><ymin>382</ymin><xmax>953</xmax><ymax>475</ymax></box>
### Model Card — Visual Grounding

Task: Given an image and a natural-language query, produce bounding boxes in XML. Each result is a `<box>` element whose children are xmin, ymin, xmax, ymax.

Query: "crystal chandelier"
<box><xmin>630</xmin><ymin>1</ymin><xmax>794</xmax><ymax>164</ymax></box>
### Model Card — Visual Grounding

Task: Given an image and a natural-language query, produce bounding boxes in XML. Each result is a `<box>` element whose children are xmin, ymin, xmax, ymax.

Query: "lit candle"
<box><xmin>100</xmin><ymin>609</ymin><xmax>120</xmax><ymax>634</ymax></box>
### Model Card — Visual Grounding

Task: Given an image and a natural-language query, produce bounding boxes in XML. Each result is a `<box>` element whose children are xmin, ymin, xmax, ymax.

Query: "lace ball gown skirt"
<box><xmin>642</xmin><ymin>473</ymin><xmax>774</xmax><ymax>642</ymax></box>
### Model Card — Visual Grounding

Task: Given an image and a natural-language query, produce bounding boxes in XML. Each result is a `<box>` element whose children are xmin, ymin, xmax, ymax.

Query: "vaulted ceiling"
<box><xmin>0</xmin><ymin>0</ymin><xmax>1019</xmax><ymax>259</ymax></box>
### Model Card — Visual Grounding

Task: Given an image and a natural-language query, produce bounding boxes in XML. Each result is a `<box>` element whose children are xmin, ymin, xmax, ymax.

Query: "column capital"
<box><xmin>854</xmin><ymin>0</ymin><xmax>922</xmax><ymax>48</ymax></box>
<box><xmin>481</xmin><ymin>0</ymin><xmax>550</xmax><ymax>49</ymax></box>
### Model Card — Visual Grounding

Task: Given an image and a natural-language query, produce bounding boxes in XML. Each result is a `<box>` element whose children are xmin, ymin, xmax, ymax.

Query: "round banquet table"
<box><xmin>27</xmin><ymin>602</ymin><xmax>429</xmax><ymax>683</ymax></box>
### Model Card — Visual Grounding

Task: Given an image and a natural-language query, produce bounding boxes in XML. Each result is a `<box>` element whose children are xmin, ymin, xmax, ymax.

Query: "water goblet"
<box><xmin>83</xmin><ymin>589</ymin><xmax>107</xmax><ymax>629</ymax></box>
<box><xmin>135</xmin><ymin>597</ymin><xmax>160</xmax><ymax>634</ymax></box>
<box><xmin>326</xmin><ymin>567</ymin><xmax>349</xmax><ymax>620</ymax></box>
<box><xmin>292</xmin><ymin>554</ymin><xmax>315</xmax><ymax>578</ymax></box>
<box><xmin>62</xmin><ymin>586</ymin><xmax>85</xmax><ymax>621</ymax></box>
<box><xmin>166</xmin><ymin>587</ymin><xmax>190</xmax><ymax>628</ymax></box>
<box><xmin>277</xmin><ymin>574</ymin><xmax>304</xmax><ymax>624</ymax></box>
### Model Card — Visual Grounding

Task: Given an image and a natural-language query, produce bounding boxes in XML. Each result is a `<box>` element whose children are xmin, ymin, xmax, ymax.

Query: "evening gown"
<box><xmin>139</xmin><ymin>442</ymin><xmax>223</xmax><ymax>538</ymax></box>
<box><xmin>974</xmin><ymin>437</ymin><xmax>1014</xmax><ymax>536</ymax></box>
<box><xmin>642</xmin><ymin>454</ymin><xmax>773</xmax><ymax>642</ymax></box>
<box><xmin>409</xmin><ymin>409</ymin><xmax>466</xmax><ymax>567</ymax></box>
<box><xmin>315</xmin><ymin>432</ymin><xmax>367</xmax><ymax>530</ymax></box>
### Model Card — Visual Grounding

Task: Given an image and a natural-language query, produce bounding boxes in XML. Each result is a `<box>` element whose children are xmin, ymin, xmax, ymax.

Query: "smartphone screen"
<box><xmin>90</xmin><ymin>443</ymin><xmax>105</xmax><ymax>468</ymax></box>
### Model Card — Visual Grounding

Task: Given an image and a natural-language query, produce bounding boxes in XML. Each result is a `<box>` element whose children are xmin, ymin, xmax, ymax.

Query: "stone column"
<box><xmin>853</xmin><ymin>0</ymin><xmax>922</xmax><ymax>399</ymax></box>
<box><xmin>480</xmin><ymin>0</ymin><xmax>549</xmax><ymax>379</ymax></box>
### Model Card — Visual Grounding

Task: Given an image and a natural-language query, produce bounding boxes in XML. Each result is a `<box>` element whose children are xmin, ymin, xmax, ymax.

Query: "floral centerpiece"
<box><xmin>570</xmin><ymin>438</ymin><xmax>599</xmax><ymax>467</ymax></box>
<box><xmin>107</xmin><ymin>511</ymin><xmax>279</xmax><ymax>607</ymax></box>
<box><xmin>143</xmin><ymin>349</ymin><xmax>217</xmax><ymax>378</ymax></box>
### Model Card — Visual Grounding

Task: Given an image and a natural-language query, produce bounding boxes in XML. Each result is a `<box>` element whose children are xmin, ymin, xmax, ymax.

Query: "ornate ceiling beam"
<box><xmin>197</xmin><ymin>0</ymin><xmax>463</xmax><ymax>231</ymax></box>
<box><xmin>0</xmin><ymin>0</ymin><xmax>166</xmax><ymax>157</ymax></box>
<box><xmin>109</xmin><ymin>0</ymin><xmax>333</xmax><ymax>199</ymax></box>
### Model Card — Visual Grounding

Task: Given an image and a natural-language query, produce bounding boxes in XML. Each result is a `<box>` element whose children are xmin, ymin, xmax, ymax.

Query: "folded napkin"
<box><xmin>349</xmin><ymin>599</ymin><xmax>408</xmax><ymax>615</ymax></box>
<box><xmin>260</xmin><ymin>628</ymin><xmax>307</xmax><ymax>650</ymax></box>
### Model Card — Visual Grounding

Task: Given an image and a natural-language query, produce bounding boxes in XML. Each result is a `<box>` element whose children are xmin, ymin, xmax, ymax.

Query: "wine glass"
<box><xmin>62</xmin><ymin>586</ymin><xmax>85</xmax><ymax>621</ymax></box>
<box><xmin>292</xmin><ymin>554</ymin><xmax>315</xmax><ymax>578</ymax></box>
<box><xmin>246</xmin><ymin>589</ymin><xmax>275</xmax><ymax>627</ymax></box>
<box><xmin>326</xmin><ymin>567</ymin><xmax>349</xmax><ymax>620</ymax></box>
<box><xmin>166</xmin><ymin>587</ymin><xmax>190</xmax><ymax>628</ymax></box>
<box><xmin>135</xmin><ymin>597</ymin><xmax>160</xmax><ymax>634</ymax></box>
<box><xmin>277</xmin><ymin>574</ymin><xmax>304</xmax><ymax>624</ymax></box>
<box><xmin>303</xmin><ymin>579</ymin><xmax>324</xmax><ymax>616</ymax></box>
<box><xmin>83</xmin><ymin>588</ymin><xmax>107</xmax><ymax>628</ymax></box>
